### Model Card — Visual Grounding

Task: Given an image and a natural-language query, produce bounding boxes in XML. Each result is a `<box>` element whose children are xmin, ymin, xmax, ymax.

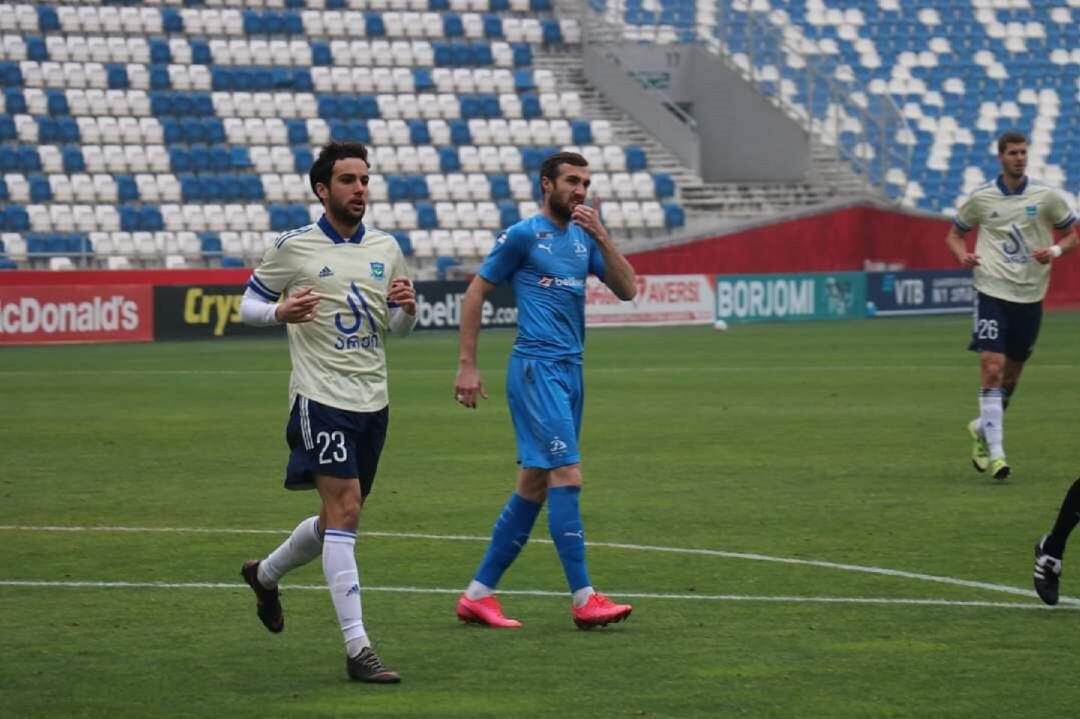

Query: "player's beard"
<box><xmin>549</xmin><ymin>193</ymin><xmax>577</xmax><ymax>224</ymax></box>
<box><xmin>327</xmin><ymin>195</ymin><xmax>366</xmax><ymax>228</ymax></box>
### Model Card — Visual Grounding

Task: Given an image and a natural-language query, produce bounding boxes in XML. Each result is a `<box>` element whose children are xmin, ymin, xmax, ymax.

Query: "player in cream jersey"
<box><xmin>947</xmin><ymin>131</ymin><xmax>1079</xmax><ymax>480</ymax></box>
<box><xmin>237</xmin><ymin>142</ymin><xmax>416</xmax><ymax>684</ymax></box>
<box><xmin>250</xmin><ymin>215</ymin><xmax>410</xmax><ymax>413</ymax></box>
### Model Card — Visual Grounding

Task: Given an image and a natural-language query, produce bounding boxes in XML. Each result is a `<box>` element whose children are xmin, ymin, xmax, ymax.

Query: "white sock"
<box><xmin>323</xmin><ymin>529</ymin><xmax>368</xmax><ymax>654</ymax></box>
<box><xmin>979</xmin><ymin>388</ymin><xmax>1005</xmax><ymax>459</ymax></box>
<box><xmin>258</xmin><ymin>516</ymin><xmax>322</xmax><ymax>588</ymax></box>
<box><xmin>572</xmin><ymin>586</ymin><xmax>595</xmax><ymax>608</ymax></box>
<box><xmin>465</xmin><ymin>580</ymin><xmax>494</xmax><ymax>601</ymax></box>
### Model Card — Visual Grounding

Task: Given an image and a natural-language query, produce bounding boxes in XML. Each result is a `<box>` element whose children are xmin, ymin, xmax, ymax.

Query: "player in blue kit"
<box><xmin>452</xmin><ymin>151</ymin><xmax>639</xmax><ymax>629</ymax></box>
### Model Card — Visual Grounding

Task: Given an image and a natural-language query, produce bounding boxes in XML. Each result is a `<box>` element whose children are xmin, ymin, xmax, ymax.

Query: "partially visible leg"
<box><xmin>465</xmin><ymin>468</ymin><xmax>545</xmax><ymax>599</ymax></box>
<box><xmin>457</xmin><ymin>469</ymin><xmax>544</xmax><ymax>628</ymax></box>
<box><xmin>1034</xmin><ymin>478</ymin><xmax>1080</xmax><ymax>606</ymax></box>
<box><xmin>241</xmin><ymin>515</ymin><xmax>323</xmax><ymax>633</ymax></box>
<box><xmin>546</xmin><ymin>464</ymin><xmax>592</xmax><ymax>606</ymax></box>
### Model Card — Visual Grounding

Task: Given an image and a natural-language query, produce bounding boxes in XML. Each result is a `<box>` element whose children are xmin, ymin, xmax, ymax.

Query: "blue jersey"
<box><xmin>479</xmin><ymin>214</ymin><xmax>607</xmax><ymax>363</ymax></box>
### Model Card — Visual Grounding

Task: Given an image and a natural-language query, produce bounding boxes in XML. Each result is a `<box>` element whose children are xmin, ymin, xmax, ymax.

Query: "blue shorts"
<box><xmin>284</xmin><ymin>395</ymin><xmax>388</xmax><ymax>495</ymax></box>
<box><xmin>968</xmin><ymin>291</ymin><xmax>1043</xmax><ymax>362</ymax></box>
<box><xmin>505</xmin><ymin>355</ymin><xmax>583</xmax><ymax>470</ymax></box>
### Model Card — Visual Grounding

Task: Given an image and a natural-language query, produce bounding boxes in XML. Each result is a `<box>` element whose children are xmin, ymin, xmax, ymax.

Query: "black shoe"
<box><xmin>240</xmin><ymin>560</ymin><xmax>284</xmax><ymax>633</ymax></box>
<box><xmin>1033</xmin><ymin>536</ymin><xmax>1062</xmax><ymax>606</ymax></box>
<box><xmin>346</xmin><ymin>646</ymin><xmax>401</xmax><ymax>684</ymax></box>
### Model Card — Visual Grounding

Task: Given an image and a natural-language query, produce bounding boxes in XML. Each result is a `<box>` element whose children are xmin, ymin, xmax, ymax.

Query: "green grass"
<box><xmin>3</xmin><ymin>315</ymin><xmax>1080</xmax><ymax>718</ymax></box>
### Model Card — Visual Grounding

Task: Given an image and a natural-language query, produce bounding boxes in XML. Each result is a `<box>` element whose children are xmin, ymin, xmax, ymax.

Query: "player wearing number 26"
<box><xmin>945</xmin><ymin>130</ymin><xmax>1080</xmax><ymax>481</ymax></box>
<box><xmin>236</xmin><ymin>141</ymin><xmax>416</xmax><ymax>683</ymax></box>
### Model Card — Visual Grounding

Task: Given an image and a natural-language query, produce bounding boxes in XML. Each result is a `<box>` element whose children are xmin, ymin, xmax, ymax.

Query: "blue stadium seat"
<box><xmin>162</xmin><ymin>8</ymin><xmax>184</xmax><ymax>34</ymax></box>
<box><xmin>150</xmin><ymin>66</ymin><xmax>171</xmax><ymax>91</ymax></box>
<box><xmin>26</xmin><ymin>37</ymin><xmax>47</xmax><ymax>62</ymax></box>
<box><xmin>653</xmin><ymin>173</ymin><xmax>675</xmax><ymax>199</ymax></box>
<box><xmin>625</xmin><ymin>146</ymin><xmax>647</xmax><ymax>172</ymax></box>
<box><xmin>449</xmin><ymin>120</ymin><xmax>471</xmax><ymax>146</ymax></box>
<box><xmin>438</xmin><ymin>147</ymin><xmax>461</xmax><ymax>172</ymax></box>
<box><xmin>191</xmin><ymin>40</ymin><xmax>212</xmax><ymax>65</ymax></box>
<box><xmin>663</xmin><ymin>203</ymin><xmax>685</xmax><ymax>229</ymax></box>
<box><xmin>28</xmin><ymin>176</ymin><xmax>51</xmax><ymax>202</ymax></box>
<box><xmin>106</xmin><ymin>64</ymin><xmax>129</xmax><ymax>90</ymax></box>
<box><xmin>288</xmin><ymin>204</ymin><xmax>308</xmax><ymax>228</ymax></box>
<box><xmin>521</xmin><ymin>94</ymin><xmax>542</xmax><ymax>119</ymax></box>
<box><xmin>541</xmin><ymin>20</ymin><xmax>562</xmax><ymax>44</ymax></box>
<box><xmin>45</xmin><ymin>90</ymin><xmax>68</xmax><ymax>116</ymax></box>
<box><xmin>570</xmin><ymin>120</ymin><xmax>592</xmax><ymax>144</ymax></box>
<box><xmin>443</xmin><ymin>14</ymin><xmax>465</xmax><ymax>38</ymax></box>
<box><xmin>293</xmin><ymin>148</ymin><xmax>314</xmax><ymax>173</ymax></box>
<box><xmin>499</xmin><ymin>201</ymin><xmax>521</xmax><ymax>228</ymax></box>
<box><xmin>18</xmin><ymin>146</ymin><xmax>41</xmax><ymax>173</ymax></box>
<box><xmin>286</xmin><ymin>119</ymin><xmax>309</xmax><ymax>145</ymax></box>
<box><xmin>0</xmin><ymin>63</ymin><xmax>22</xmax><ymax>87</ymax></box>
<box><xmin>489</xmin><ymin>175</ymin><xmax>510</xmax><ymax>200</ymax></box>
<box><xmin>413</xmin><ymin>68</ymin><xmax>435</xmax><ymax>92</ymax></box>
<box><xmin>365</xmin><ymin>13</ymin><xmax>386</xmax><ymax>37</ymax></box>
<box><xmin>392</xmin><ymin>232</ymin><xmax>413</xmax><ymax>257</ymax></box>
<box><xmin>4</xmin><ymin>89</ymin><xmax>26</xmax><ymax>113</ymax></box>
<box><xmin>436</xmin><ymin>255</ymin><xmax>459</xmax><ymax>280</ymax></box>
<box><xmin>37</xmin><ymin>117</ymin><xmax>58</xmax><ymax>143</ymax></box>
<box><xmin>311</xmin><ymin>42</ymin><xmax>332</xmax><ymax>66</ymax></box>
<box><xmin>200</xmin><ymin>233</ymin><xmax>222</xmax><ymax>256</ymax></box>
<box><xmin>5</xmin><ymin>205</ymin><xmax>28</xmax><ymax>232</ymax></box>
<box><xmin>483</xmin><ymin>15</ymin><xmax>503</xmax><ymax>38</ymax></box>
<box><xmin>0</xmin><ymin>146</ymin><xmax>17</xmax><ymax>172</ymax></box>
<box><xmin>0</xmin><ymin>178</ymin><xmax>6</xmax><ymax>202</ymax></box>
<box><xmin>387</xmin><ymin>175</ymin><xmax>410</xmax><ymax>202</ymax></box>
<box><xmin>514</xmin><ymin>70</ymin><xmax>536</xmax><ymax>92</ymax></box>
<box><xmin>58</xmin><ymin>117</ymin><xmax>79</xmax><ymax>144</ymax></box>
<box><xmin>116</xmin><ymin>176</ymin><xmax>139</xmax><ymax>203</ymax></box>
<box><xmin>149</xmin><ymin>39</ymin><xmax>172</xmax><ymax>65</ymax></box>
<box><xmin>37</xmin><ymin>6</ymin><xmax>59</xmax><ymax>33</ymax></box>
<box><xmin>408</xmin><ymin>119</ymin><xmax>431</xmax><ymax>145</ymax></box>
<box><xmin>0</xmin><ymin>116</ymin><xmax>14</xmax><ymax>142</ymax></box>
<box><xmin>408</xmin><ymin>176</ymin><xmax>429</xmax><ymax>201</ymax></box>
<box><xmin>512</xmin><ymin>43</ymin><xmax>532</xmax><ymax>67</ymax></box>
<box><xmin>416</xmin><ymin>202</ymin><xmax>438</xmax><ymax>229</ymax></box>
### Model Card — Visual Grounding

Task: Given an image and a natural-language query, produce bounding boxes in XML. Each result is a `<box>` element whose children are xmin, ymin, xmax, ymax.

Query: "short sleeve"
<box><xmin>247</xmin><ymin>234</ymin><xmax>300</xmax><ymax>301</ymax></box>
<box><xmin>953</xmin><ymin>195</ymin><xmax>981</xmax><ymax>233</ymax></box>
<box><xmin>1047</xmin><ymin>190</ymin><xmax>1077</xmax><ymax>230</ymax></box>
<box><xmin>478</xmin><ymin>224</ymin><xmax>531</xmax><ymax>285</ymax></box>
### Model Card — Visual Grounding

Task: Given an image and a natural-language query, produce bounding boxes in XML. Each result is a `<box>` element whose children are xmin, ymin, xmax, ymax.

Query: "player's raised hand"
<box><xmin>454</xmin><ymin>366</ymin><xmax>488</xmax><ymax>409</ymax></box>
<box><xmin>389</xmin><ymin>276</ymin><xmax>417</xmax><ymax>315</ymax></box>
<box><xmin>276</xmin><ymin>287</ymin><xmax>321</xmax><ymax>323</ymax></box>
<box><xmin>571</xmin><ymin>200</ymin><xmax>608</xmax><ymax>242</ymax></box>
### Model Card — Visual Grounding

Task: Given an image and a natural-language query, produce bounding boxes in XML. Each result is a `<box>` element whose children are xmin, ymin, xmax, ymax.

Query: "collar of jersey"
<box><xmin>996</xmin><ymin>175</ymin><xmax>1028</xmax><ymax>196</ymax></box>
<box><xmin>318</xmin><ymin>215</ymin><xmax>366</xmax><ymax>244</ymax></box>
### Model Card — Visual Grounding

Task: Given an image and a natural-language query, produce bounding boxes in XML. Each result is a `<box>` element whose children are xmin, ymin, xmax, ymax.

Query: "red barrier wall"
<box><xmin>628</xmin><ymin>205</ymin><xmax>1080</xmax><ymax>307</ymax></box>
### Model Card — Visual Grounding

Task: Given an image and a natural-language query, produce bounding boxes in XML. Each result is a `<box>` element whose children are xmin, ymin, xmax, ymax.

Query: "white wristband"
<box><xmin>1050</xmin><ymin>244</ymin><xmax>1063</xmax><ymax>258</ymax></box>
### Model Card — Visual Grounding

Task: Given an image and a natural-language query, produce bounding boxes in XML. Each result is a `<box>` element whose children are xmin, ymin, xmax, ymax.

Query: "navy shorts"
<box><xmin>505</xmin><ymin>355</ymin><xmax>583</xmax><ymax>470</ymax></box>
<box><xmin>284</xmin><ymin>395</ymin><xmax>388</xmax><ymax>496</ymax></box>
<box><xmin>968</xmin><ymin>291</ymin><xmax>1043</xmax><ymax>361</ymax></box>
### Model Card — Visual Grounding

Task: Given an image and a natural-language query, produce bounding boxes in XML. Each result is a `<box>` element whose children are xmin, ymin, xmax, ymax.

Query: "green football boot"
<box><xmin>967</xmin><ymin>419</ymin><xmax>989</xmax><ymax>473</ymax></box>
<box><xmin>989</xmin><ymin>456</ymin><xmax>1010</xmax><ymax>481</ymax></box>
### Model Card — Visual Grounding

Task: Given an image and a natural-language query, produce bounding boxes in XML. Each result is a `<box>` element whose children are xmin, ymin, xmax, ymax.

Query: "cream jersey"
<box><xmin>247</xmin><ymin>215</ymin><xmax>410</xmax><ymax>413</ymax></box>
<box><xmin>954</xmin><ymin>176</ymin><xmax>1076</xmax><ymax>303</ymax></box>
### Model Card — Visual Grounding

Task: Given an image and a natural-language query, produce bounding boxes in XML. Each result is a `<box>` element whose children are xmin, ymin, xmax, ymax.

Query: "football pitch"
<box><xmin>4</xmin><ymin>315</ymin><xmax>1080</xmax><ymax>718</ymax></box>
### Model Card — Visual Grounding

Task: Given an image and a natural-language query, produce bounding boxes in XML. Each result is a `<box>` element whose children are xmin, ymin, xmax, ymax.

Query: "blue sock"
<box><xmin>473</xmin><ymin>493</ymin><xmax>542</xmax><ymax>589</ymax></box>
<box><xmin>548</xmin><ymin>485</ymin><xmax>591</xmax><ymax>593</ymax></box>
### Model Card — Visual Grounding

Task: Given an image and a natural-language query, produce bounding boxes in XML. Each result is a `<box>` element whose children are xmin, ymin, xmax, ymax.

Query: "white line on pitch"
<box><xmin>2</xmin><ymin>524</ymin><xmax>1072</xmax><ymax>606</ymax></box>
<box><xmin>0</xmin><ymin>579</ymin><xmax>1068</xmax><ymax>612</ymax></box>
<box><xmin>0</xmin><ymin>365</ymin><xmax>1038</xmax><ymax>377</ymax></box>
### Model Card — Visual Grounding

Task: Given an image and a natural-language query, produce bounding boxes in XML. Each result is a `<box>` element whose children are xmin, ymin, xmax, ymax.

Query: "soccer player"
<box><xmin>452</xmin><ymin>151</ymin><xmax>638</xmax><ymax>629</ymax></box>
<box><xmin>1033</xmin><ymin>478</ymin><xmax>1080</xmax><ymax>605</ymax></box>
<box><xmin>237</xmin><ymin>141</ymin><xmax>416</xmax><ymax>682</ymax></box>
<box><xmin>945</xmin><ymin>130</ymin><xmax>1078</xmax><ymax>480</ymax></box>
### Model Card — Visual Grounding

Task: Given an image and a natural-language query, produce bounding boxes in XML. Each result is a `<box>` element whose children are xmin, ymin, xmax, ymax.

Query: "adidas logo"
<box><xmin>990</xmin><ymin>212</ymin><xmax>999</xmax><ymax>218</ymax></box>
<box><xmin>318</xmin><ymin>266</ymin><xmax>334</xmax><ymax>278</ymax></box>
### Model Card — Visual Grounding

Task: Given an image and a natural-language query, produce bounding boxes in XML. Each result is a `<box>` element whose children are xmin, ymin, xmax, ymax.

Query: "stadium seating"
<box><xmin>592</xmin><ymin>0</ymin><xmax>1080</xmax><ymax>215</ymax></box>
<box><xmin>0</xmin><ymin>1</ymin><xmax>684</xmax><ymax>271</ymax></box>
